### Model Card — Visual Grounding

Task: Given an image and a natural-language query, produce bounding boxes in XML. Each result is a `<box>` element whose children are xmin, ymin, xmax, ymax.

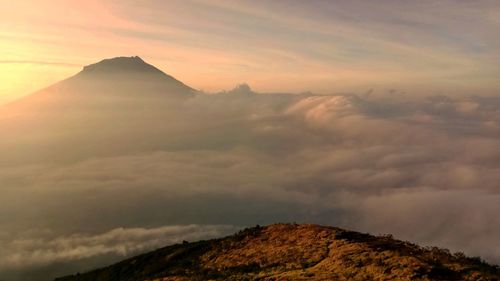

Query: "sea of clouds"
<box><xmin>1</xmin><ymin>83</ymin><xmax>500</xmax><ymax>280</ymax></box>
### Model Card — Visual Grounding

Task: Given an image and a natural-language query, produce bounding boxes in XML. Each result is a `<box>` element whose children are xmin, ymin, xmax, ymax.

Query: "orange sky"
<box><xmin>1</xmin><ymin>0</ymin><xmax>500</xmax><ymax>104</ymax></box>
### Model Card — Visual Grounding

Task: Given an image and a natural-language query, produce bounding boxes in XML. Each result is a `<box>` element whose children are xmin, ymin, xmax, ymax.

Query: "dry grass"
<box><xmin>56</xmin><ymin>224</ymin><xmax>500</xmax><ymax>281</ymax></box>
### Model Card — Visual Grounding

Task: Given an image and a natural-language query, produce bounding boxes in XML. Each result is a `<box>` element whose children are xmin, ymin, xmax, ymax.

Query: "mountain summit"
<box><xmin>55</xmin><ymin>224</ymin><xmax>500</xmax><ymax>281</ymax></box>
<box><xmin>78</xmin><ymin>56</ymin><xmax>168</xmax><ymax>76</ymax></box>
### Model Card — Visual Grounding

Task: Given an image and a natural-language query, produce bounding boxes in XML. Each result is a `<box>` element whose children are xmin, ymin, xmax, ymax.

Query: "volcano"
<box><xmin>0</xmin><ymin>57</ymin><xmax>197</xmax><ymax>165</ymax></box>
<box><xmin>73</xmin><ymin>56</ymin><xmax>195</xmax><ymax>95</ymax></box>
<box><xmin>3</xmin><ymin>56</ymin><xmax>194</xmax><ymax>113</ymax></box>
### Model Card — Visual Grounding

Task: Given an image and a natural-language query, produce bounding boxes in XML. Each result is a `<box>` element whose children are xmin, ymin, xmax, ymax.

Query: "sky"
<box><xmin>1</xmin><ymin>0</ymin><xmax>500</xmax><ymax>104</ymax></box>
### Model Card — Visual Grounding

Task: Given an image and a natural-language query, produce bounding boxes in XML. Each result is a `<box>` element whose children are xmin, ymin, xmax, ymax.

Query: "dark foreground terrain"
<box><xmin>55</xmin><ymin>224</ymin><xmax>499</xmax><ymax>281</ymax></box>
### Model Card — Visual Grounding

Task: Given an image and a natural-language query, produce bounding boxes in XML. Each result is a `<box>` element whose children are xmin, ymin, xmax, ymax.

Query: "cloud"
<box><xmin>354</xmin><ymin>189</ymin><xmax>500</xmax><ymax>262</ymax></box>
<box><xmin>0</xmin><ymin>224</ymin><xmax>237</xmax><ymax>270</ymax></box>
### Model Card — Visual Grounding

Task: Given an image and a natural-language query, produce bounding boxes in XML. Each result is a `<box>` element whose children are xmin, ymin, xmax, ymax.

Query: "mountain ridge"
<box><xmin>54</xmin><ymin>224</ymin><xmax>500</xmax><ymax>281</ymax></box>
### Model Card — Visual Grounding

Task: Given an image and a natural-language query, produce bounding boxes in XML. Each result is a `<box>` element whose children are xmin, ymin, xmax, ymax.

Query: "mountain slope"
<box><xmin>55</xmin><ymin>224</ymin><xmax>500</xmax><ymax>281</ymax></box>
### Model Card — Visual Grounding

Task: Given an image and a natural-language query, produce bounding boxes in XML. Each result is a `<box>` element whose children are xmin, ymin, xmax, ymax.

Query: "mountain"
<box><xmin>0</xmin><ymin>56</ymin><xmax>297</xmax><ymax>166</ymax></box>
<box><xmin>73</xmin><ymin>56</ymin><xmax>195</xmax><ymax>96</ymax></box>
<box><xmin>2</xmin><ymin>56</ymin><xmax>194</xmax><ymax>114</ymax></box>
<box><xmin>0</xmin><ymin>57</ymin><xmax>197</xmax><ymax>165</ymax></box>
<box><xmin>55</xmin><ymin>224</ymin><xmax>500</xmax><ymax>281</ymax></box>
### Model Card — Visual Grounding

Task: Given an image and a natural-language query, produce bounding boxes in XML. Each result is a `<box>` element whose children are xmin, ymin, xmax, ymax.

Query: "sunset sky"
<box><xmin>3</xmin><ymin>2</ymin><xmax>500</xmax><ymax>280</ymax></box>
<box><xmin>1</xmin><ymin>0</ymin><xmax>500</xmax><ymax>103</ymax></box>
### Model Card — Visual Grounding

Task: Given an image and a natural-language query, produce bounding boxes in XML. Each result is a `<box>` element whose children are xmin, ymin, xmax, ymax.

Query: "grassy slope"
<box><xmin>55</xmin><ymin>224</ymin><xmax>500</xmax><ymax>281</ymax></box>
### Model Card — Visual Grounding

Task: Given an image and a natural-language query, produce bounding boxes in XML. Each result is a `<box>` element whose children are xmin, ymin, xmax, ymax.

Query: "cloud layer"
<box><xmin>1</xmin><ymin>225</ymin><xmax>236</xmax><ymax>269</ymax></box>
<box><xmin>1</xmin><ymin>83</ymin><xmax>500</xmax><ymax>280</ymax></box>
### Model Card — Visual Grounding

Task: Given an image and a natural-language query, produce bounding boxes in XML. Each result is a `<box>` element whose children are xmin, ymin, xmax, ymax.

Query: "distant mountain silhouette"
<box><xmin>2</xmin><ymin>56</ymin><xmax>194</xmax><ymax>113</ymax></box>
<box><xmin>68</xmin><ymin>56</ymin><xmax>195</xmax><ymax>97</ymax></box>
<box><xmin>0</xmin><ymin>56</ymin><xmax>197</xmax><ymax>120</ymax></box>
<box><xmin>0</xmin><ymin>57</ymin><xmax>196</xmax><ymax>164</ymax></box>
<box><xmin>74</xmin><ymin>56</ymin><xmax>194</xmax><ymax>94</ymax></box>
<box><xmin>55</xmin><ymin>224</ymin><xmax>500</xmax><ymax>281</ymax></box>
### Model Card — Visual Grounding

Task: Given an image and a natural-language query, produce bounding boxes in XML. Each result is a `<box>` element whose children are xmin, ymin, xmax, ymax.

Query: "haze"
<box><xmin>1</xmin><ymin>1</ymin><xmax>500</xmax><ymax>281</ymax></box>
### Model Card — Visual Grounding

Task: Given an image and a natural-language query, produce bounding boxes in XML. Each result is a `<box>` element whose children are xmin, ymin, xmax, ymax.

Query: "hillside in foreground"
<box><xmin>55</xmin><ymin>224</ymin><xmax>499</xmax><ymax>281</ymax></box>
